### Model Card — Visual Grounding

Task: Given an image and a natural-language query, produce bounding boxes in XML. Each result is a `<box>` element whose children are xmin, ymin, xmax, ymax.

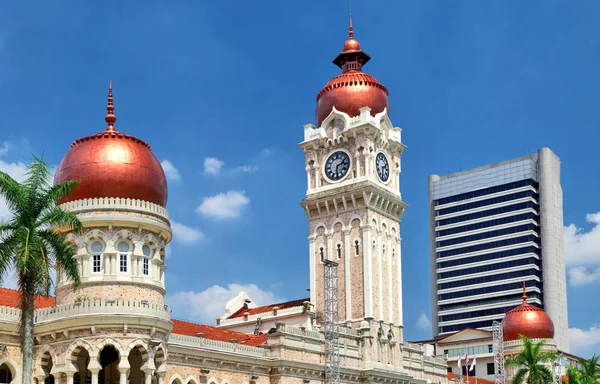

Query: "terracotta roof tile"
<box><xmin>448</xmin><ymin>373</ymin><xmax>495</xmax><ymax>384</ymax></box>
<box><xmin>0</xmin><ymin>288</ymin><xmax>56</xmax><ymax>309</ymax></box>
<box><xmin>228</xmin><ymin>298</ymin><xmax>309</xmax><ymax>319</ymax></box>
<box><xmin>171</xmin><ymin>319</ymin><xmax>266</xmax><ymax>347</ymax></box>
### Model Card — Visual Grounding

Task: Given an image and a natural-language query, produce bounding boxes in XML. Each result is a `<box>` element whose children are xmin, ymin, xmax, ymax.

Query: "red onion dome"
<box><xmin>54</xmin><ymin>82</ymin><xmax>168</xmax><ymax>207</ymax></box>
<box><xmin>315</xmin><ymin>15</ymin><xmax>389</xmax><ymax>126</ymax></box>
<box><xmin>502</xmin><ymin>284</ymin><xmax>555</xmax><ymax>342</ymax></box>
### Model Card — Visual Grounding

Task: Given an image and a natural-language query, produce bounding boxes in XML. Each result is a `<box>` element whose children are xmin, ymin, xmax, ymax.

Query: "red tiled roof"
<box><xmin>448</xmin><ymin>373</ymin><xmax>495</xmax><ymax>384</ymax></box>
<box><xmin>171</xmin><ymin>319</ymin><xmax>267</xmax><ymax>347</ymax></box>
<box><xmin>0</xmin><ymin>288</ymin><xmax>56</xmax><ymax>309</ymax></box>
<box><xmin>228</xmin><ymin>298</ymin><xmax>309</xmax><ymax>319</ymax></box>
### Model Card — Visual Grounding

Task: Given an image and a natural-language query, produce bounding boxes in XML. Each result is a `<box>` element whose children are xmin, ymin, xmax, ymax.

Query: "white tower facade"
<box><xmin>300</xmin><ymin>107</ymin><xmax>407</xmax><ymax>331</ymax></box>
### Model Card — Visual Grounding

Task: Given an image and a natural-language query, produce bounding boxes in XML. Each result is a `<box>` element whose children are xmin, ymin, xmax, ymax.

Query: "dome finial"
<box><xmin>522</xmin><ymin>281</ymin><xmax>527</xmax><ymax>302</ymax></box>
<box><xmin>105</xmin><ymin>80</ymin><xmax>117</xmax><ymax>131</ymax></box>
<box><xmin>348</xmin><ymin>13</ymin><xmax>353</xmax><ymax>39</ymax></box>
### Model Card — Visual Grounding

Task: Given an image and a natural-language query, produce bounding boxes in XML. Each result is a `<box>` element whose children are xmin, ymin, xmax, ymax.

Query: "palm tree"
<box><xmin>578</xmin><ymin>354</ymin><xmax>600</xmax><ymax>384</ymax></box>
<box><xmin>0</xmin><ymin>156</ymin><xmax>82</xmax><ymax>384</ymax></box>
<box><xmin>565</xmin><ymin>365</ymin><xmax>583</xmax><ymax>384</ymax></box>
<box><xmin>505</xmin><ymin>335</ymin><xmax>558</xmax><ymax>384</ymax></box>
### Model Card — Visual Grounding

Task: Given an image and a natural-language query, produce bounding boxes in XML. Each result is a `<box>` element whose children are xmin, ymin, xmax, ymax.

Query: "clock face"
<box><xmin>376</xmin><ymin>152</ymin><xmax>390</xmax><ymax>183</ymax></box>
<box><xmin>325</xmin><ymin>151</ymin><xmax>351</xmax><ymax>181</ymax></box>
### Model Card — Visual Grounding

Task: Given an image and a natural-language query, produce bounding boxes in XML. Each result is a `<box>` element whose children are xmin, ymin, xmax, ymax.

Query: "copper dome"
<box><xmin>315</xmin><ymin>15</ymin><xmax>389</xmax><ymax>126</ymax></box>
<box><xmin>502</xmin><ymin>284</ymin><xmax>555</xmax><ymax>342</ymax></box>
<box><xmin>54</xmin><ymin>83</ymin><xmax>168</xmax><ymax>207</ymax></box>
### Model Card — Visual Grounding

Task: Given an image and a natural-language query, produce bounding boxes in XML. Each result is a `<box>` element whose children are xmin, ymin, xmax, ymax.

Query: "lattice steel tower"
<box><xmin>323</xmin><ymin>260</ymin><xmax>340</xmax><ymax>384</ymax></box>
<box><xmin>492</xmin><ymin>321</ymin><xmax>505</xmax><ymax>384</ymax></box>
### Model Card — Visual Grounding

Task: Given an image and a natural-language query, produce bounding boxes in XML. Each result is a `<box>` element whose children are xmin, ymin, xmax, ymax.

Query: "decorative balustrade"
<box><xmin>34</xmin><ymin>300</ymin><xmax>171</xmax><ymax>323</ymax></box>
<box><xmin>403</xmin><ymin>341</ymin><xmax>424</xmax><ymax>352</ymax></box>
<box><xmin>60</xmin><ymin>197</ymin><xmax>170</xmax><ymax>221</ymax></box>
<box><xmin>218</xmin><ymin>305</ymin><xmax>305</xmax><ymax>326</ymax></box>
<box><xmin>338</xmin><ymin>326</ymin><xmax>359</xmax><ymax>337</ymax></box>
<box><xmin>168</xmin><ymin>333</ymin><xmax>265</xmax><ymax>357</ymax></box>
<box><xmin>0</xmin><ymin>306</ymin><xmax>20</xmax><ymax>322</ymax></box>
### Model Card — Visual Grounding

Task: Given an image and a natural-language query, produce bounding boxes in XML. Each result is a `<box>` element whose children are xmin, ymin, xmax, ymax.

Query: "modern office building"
<box><xmin>428</xmin><ymin>147</ymin><xmax>569</xmax><ymax>352</ymax></box>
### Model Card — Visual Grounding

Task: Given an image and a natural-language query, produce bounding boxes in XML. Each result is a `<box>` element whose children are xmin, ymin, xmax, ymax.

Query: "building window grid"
<box><xmin>143</xmin><ymin>258</ymin><xmax>149</xmax><ymax>276</ymax></box>
<box><xmin>437</xmin><ymin>235</ymin><xmax>541</xmax><ymax>259</ymax></box>
<box><xmin>439</xmin><ymin>302</ymin><xmax>542</xmax><ymax>322</ymax></box>
<box><xmin>119</xmin><ymin>254</ymin><xmax>128</xmax><ymax>273</ymax></box>
<box><xmin>437</xmin><ymin>246</ymin><xmax>540</xmax><ymax>269</ymax></box>
<box><xmin>92</xmin><ymin>254</ymin><xmax>101</xmax><ymax>273</ymax></box>
<box><xmin>444</xmin><ymin>344</ymin><xmax>492</xmax><ymax>358</ymax></box>
<box><xmin>438</xmin><ymin>201</ymin><xmax>539</xmax><ymax>227</ymax></box>
<box><xmin>438</xmin><ymin>280</ymin><xmax>543</xmax><ymax>301</ymax></box>
<box><xmin>437</xmin><ymin>190</ymin><xmax>537</xmax><ymax>216</ymax></box>
<box><xmin>438</xmin><ymin>257</ymin><xmax>541</xmax><ymax>280</ymax></box>
<box><xmin>437</xmin><ymin>213</ymin><xmax>537</xmax><ymax>237</ymax></box>
<box><xmin>439</xmin><ymin>291</ymin><xmax>542</xmax><ymax>312</ymax></box>
<box><xmin>436</xmin><ymin>179</ymin><xmax>538</xmax><ymax>206</ymax></box>
<box><xmin>438</xmin><ymin>268</ymin><xmax>542</xmax><ymax>290</ymax></box>
<box><xmin>437</xmin><ymin>223</ymin><xmax>538</xmax><ymax>248</ymax></box>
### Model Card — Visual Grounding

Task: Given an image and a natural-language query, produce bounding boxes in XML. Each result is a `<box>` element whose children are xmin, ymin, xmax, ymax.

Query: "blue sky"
<box><xmin>0</xmin><ymin>1</ymin><xmax>599</xmax><ymax>357</ymax></box>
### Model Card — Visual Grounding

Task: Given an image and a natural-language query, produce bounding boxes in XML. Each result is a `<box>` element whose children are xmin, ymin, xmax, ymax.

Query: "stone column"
<box><xmin>326</xmin><ymin>233</ymin><xmax>333</xmax><ymax>261</ymax></box>
<box><xmin>362</xmin><ymin>225</ymin><xmax>373</xmax><ymax>319</ymax></box>
<box><xmin>65</xmin><ymin>371</ymin><xmax>75</xmax><ymax>384</ymax></box>
<box><xmin>343</xmin><ymin>229</ymin><xmax>351</xmax><ymax>322</ymax></box>
<box><xmin>156</xmin><ymin>372</ymin><xmax>165</xmax><ymax>384</ymax></box>
<box><xmin>117</xmin><ymin>360</ymin><xmax>130</xmax><ymax>384</ymax></box>
<box><xmin>308</xmin><ymin>236</ymin><xmax>316</xmax><ymax>306</ymax></box>
<box><xmin>305</xmin><ymin>165</ymin><xmax>312</xmax><ymax>192</ymax></box>
<box><xmin>143</xmin><ymin>369</ymin><xmax>155</xmax><ymax>384</ymax></box>
<box><xmin>88</xmin><ymin>360</ymin><xmax>101</xmax><ymax>384</ymax></box>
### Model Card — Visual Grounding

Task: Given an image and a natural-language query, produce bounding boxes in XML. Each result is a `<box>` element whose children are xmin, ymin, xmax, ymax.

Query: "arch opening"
<box><xmin>99</xmin><ymin>346</ymin><xmax>119</xmax><ymax>384</ymax></box>
<box><xmin>0</xmin><ymin>363</ymin><xmax>13</xmax><ymax>384</ymax></box>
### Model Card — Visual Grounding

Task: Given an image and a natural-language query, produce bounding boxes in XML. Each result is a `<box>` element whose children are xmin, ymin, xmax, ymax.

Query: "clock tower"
<box><xmin>300</xmin><ymin>17</ymin><xmax>407</xmax><ymax>333</ymax></box>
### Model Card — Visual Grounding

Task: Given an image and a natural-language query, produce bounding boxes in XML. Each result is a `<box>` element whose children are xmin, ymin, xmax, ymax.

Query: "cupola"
<box><xmin>502</xmin><ymin>283</ymin><xmax>555</xmax><ymax>342</ymax></box>
<box><xmin>54</xmin><ymin>82</ymin><xmax>168</xmax><ymax>206</ymax></box>
<box><xmin>315</xmin><ymin>15</ymin><xmax>389</xmax><ymax>126</ymax></box>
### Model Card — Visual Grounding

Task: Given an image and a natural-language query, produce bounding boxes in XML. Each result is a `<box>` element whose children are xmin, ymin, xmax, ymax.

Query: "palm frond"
<box><xmin>0</xmin><ymin>171</ymin><xmax>26</xmax><ymax>216</ymax></box>
<box><xmin>42</xmin><ymin>180</ymin><xmax>78</xmax><ymax>206</ymax></box>
<box><xmin>512</xmin><ymin>368</ymin><xmax>528</xmax><ymax>384</ymax></box>
<box><xmin>38</xmin><ymin>229</ymin><xmax>81</xmax><ymax>288</ymax></box>
<box><xmin>37</xmin><ymin>208</ymin><xmax>83</xmax><ymax>233</ymax></box>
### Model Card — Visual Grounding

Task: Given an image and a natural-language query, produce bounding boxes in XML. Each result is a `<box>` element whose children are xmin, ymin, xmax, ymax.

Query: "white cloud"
<box><xmin>203</xmin><ymin>157</ymin><xmax>224</xmax><ymax>176</ymax></box>
<box><xmin>569</xmin><ymin>326</ymin><xmax>600</xmax><ymax>358</ymax></box>
<box><xmin>170</xmin><ymin>220</ymin><xmax>204</xmax><ymax>245</ymax></box>
<box><xmin>235</xmin><ymin>165</ymin><xmax>258</xmax><ymax>174</ymax></box>
<box><xmin>196</xmin><ymin>190</ymin><xmax>250</xmax><ymax>220</ymax></box>
<box><xmin>0</xmin><ymin>142</ymin><xmax>9</xmax><ymax>156</ymax></box>
<box><xmin>564</xmin><ymin>212</ymin><xmax>600</xmax><ymax>286</ymax></box>
<box><xmin>167</xmin><ymin>283</ymin><xmax>284</xmax><ymax>324</ymax></box>
<box><xmin>416</xmin><ymin>313</ymin><xmax>431</xmax><ymax>331</ymax></box>
<box><xmin>161</xmin><ymin>160</ymin><xmax>182</xmax><ymax>182</ymax></box>
<box><xmin>0</xmin><ymin>159</ymin><xmax>28</xmax><ymax>222</ymax></box>
<box><xmin>568</xmin><ymin>266</ymin><xmax>600</xmax><ymax>286</ymax></box>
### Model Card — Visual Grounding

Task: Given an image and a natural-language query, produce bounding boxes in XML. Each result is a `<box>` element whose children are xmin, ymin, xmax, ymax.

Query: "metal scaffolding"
<box><xmin>492</xmin><ymin>321</ymin><xmax>505</xmax><ymax>384</ymax></box>
<box><xmin>323</xmin><ymin>259</ymin><xmax>340</xmax><ymax>384</ymax></box>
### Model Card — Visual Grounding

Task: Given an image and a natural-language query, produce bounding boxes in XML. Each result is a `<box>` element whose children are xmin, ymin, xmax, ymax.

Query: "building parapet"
<box><xmin>60</xmin><ymin>197</ymin><xmax>170</xmax><ymax>221</ymax></box>
<box><xmin>168</xmin><ymin>333</ymin><xmax>266</xmax><ymax>357</ymax></box>
<box><xmin>0</xmin><ymin>305</ymin><xmax>20</xmax><ymax>323</ymax></box>
<box><xmin>219</xmin><ymin>305</ymin><xmax>305</xmax><ymax>326</ymax></box>
<box><xmin>34</xmin><ymin>299</ymin><xmax>171</xmax><ymax>324</ymax></box>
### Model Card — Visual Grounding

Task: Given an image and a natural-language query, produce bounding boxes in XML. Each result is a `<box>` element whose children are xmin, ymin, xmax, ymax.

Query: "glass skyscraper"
<box><xmin>428</xmin><ymin>147</ymin><xmax>569</xmax><ymax>352</ymax></box>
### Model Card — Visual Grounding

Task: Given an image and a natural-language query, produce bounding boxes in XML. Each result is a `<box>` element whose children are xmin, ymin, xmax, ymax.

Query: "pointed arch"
<box><xmin>0</xmin><ymin>356</ymin><xmax>20</xmax><ymax>384</ymax></box>
<box><xmin>125</xmin><ymin>339</ymin><xmax>149</xmax><ymax>361</ymax></box>
<box><xmin>331</xmin><ymin>218</ymin><xmax>345</xmax><ymax>232</ymax></box>
<box><xmin>321</xmin><ymin>107</ymin><xmax>351</xmax><ymax>130</ymax></box>
<box><xmin>169</xmin><ymin>374</ymin><xmax>184</xmax><ymax>384</ymax></box>
<box><xmin>83</xmin><ymin>229</ymin><xmax>109</xmax><ymax>243</ymax></box>
<box><xmin>64</xmin><ymin>339</ymin><xmax>95</xmax><ymax>363</ymax></box>
<box><xmin>207</xmin><ymin>378</ymin><xmax>219</xmax><ymax>384</ymax></box>
<box><xmin>35</xmin><ymin>344</ymin><xmax>58</xmax><ymax>373</ymax></box>
<box><xmin>96</xmin><ymin>337</ymin><xmax>125</xmax><ymax>359</ymax></box>
<box><xmin>184</xmin><ymin>376</ymin><xmax>199</xmax><ymax>384</ymax></box>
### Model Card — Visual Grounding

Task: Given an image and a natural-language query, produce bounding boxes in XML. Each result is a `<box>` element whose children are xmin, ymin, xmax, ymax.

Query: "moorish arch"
<box><xmin>0</xmin><ymin>357</ymin><xmax>20</xmax><ymax>384</ymax></box>
<box><xmin>35</xmin><ymin>344</ymin><xmax>58</xmax><ymax>374</ymax></box>
<box><xmin>169</xmin><ymin>374</ymin><xmax>184</xmax><ymax>384</ymax></box>
<box><xmin>184</xmin><ymin>376</ymin><xmax>198</xmax><ymax>384</ymax></box>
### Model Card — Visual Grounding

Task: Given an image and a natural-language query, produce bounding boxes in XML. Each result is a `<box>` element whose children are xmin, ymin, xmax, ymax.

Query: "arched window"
<box><xmin>90</xmin><ymin>241</ymin><xmax>104</xmax><ymax>273</ymax></box>
<box><xmin>319</xmin><ymin>247</ymin><xmax>325</xmax><ymax>262</ymax></box>
<box><xmin>336</xmin><ymin>244</ymin><xmax>342</xmax><ymax>260</ymax></box>
<box><xmin>142</xmin><ymin>244</ymin><xmax>152</xmax><ymax>276</ymax></box>
<box><xmin>0</xmin><ymin>363</ymin><xmax>13</xmax><ymax>384</ymax></box>
<box><xmin>117</xmin><ymin>241</ymin><xmax>130</xmax><ymax>273</ymax></box>
<box><xmin>354</xmin><ymin>240</ymin><xmax>360</xmax><ymax>256</ymax></box>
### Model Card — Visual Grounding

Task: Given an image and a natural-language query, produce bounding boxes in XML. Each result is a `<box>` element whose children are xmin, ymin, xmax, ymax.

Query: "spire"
<box><xmin>105</xmin><ymin>81</ymin><xmax>117</xmax><ymax>131</ymax></box>
<box><xmin>333</xmin><ymin>15</ymin><xmax>371</xmax><ymax>72</ymax></box>
<box><xmin>348</xmin><ymin>13</ymin><xmax>353</xmax><ymax>39</ymax></box>
<box><xmin>522</xmin><ymin>281</ymin><xmax>528</xmax><ymax>302</ymax></box>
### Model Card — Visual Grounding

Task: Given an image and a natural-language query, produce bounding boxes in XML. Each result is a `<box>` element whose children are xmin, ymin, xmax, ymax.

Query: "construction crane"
<box><xmin>492</xmin><ymin>321</ymin><xmax>505</xmax><ymax>384</ymax></box>
<box><xmin>323</xmin><ymin>259</ymin><xmax>340</xmax><ymax>384</ymax></box>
